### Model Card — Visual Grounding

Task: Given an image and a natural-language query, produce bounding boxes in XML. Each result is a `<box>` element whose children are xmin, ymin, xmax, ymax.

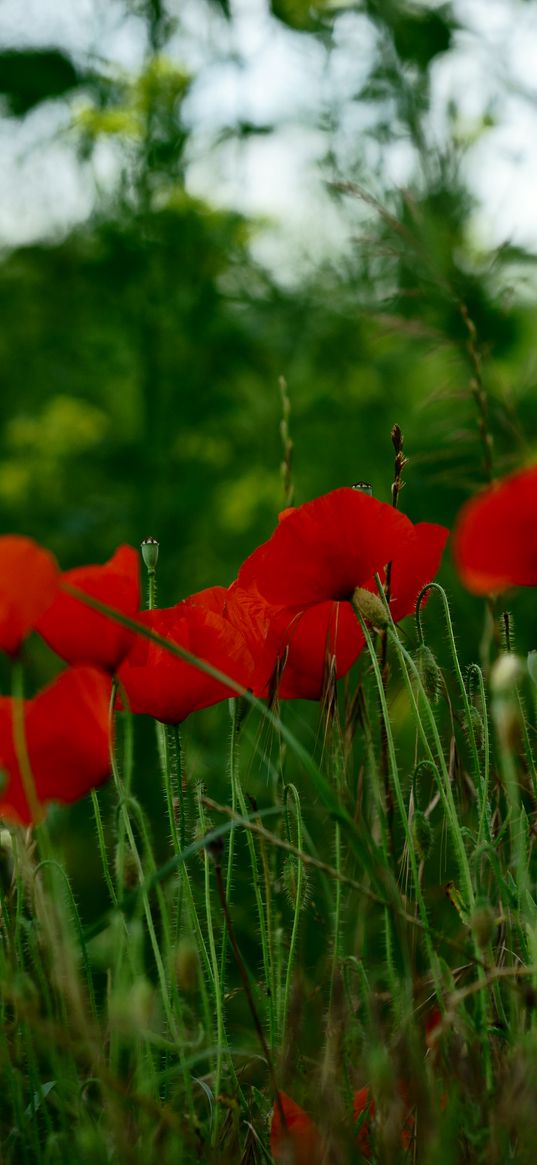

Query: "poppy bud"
<box><xmin>351</xmin><ymin>481</ymin><xmax>373</xmax><ymax>496</ymax></box>
<box><xmin>115</xmin><ymin>847</ymin><xmax>139</xmax><ymax>890</ymax></box>
<box><xmin>490</xmin><ymin>653</ymin><xmax>523</xmax><ymax>695</ymax></box>
<box><xmin>491</xmin><ymin>655</ymin><xmax>523</xmax><ymax>749</ymax></box>
<box><xmin>463</xmin><ymin>705</ymin><xmax>485</xmax><ymax>751</ymax></box>
<box><xmin>527</xmin><ymin>650</ymin><xmax>537</xmax><ymax>687</ymax></box>
<box><xmin>413</xmin><ymin>643</ymin><xmax>442</xmax><ymax>703</ymax></box>
<box><xmin>352</xmin><ymin>588</ymin><xmax>389</xmax><ymax>629</ymax></box>
<box><xmin>140</xmin><ymin>537</ymin><xmax>159</xmax><ymax>573</ymax></box>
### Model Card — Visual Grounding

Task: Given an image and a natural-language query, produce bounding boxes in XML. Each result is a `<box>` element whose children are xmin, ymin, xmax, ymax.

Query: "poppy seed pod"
<box><xmin>141</xmin><ymin>537</ymin><xmax>159</xmax><ymax>572</ymax></box>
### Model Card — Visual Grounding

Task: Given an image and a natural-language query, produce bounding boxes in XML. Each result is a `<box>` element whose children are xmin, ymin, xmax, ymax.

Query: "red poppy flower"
<box><xmin>353</xmin><ymin>1084</ymin><xmax>414</xmax><ymax>1158</ymax></box>
<box><xmin>0</xmin><ymin>665</ymin><xmax>113</xmax><ymax>825</ymax></box>
<box><xmin>270</xmin><ymin>1092</ymin><xmax>323</xmax><ymax>1165</ymax></box>
<box><xmin>117</xmin><ymin>600</ymin><xmax>256</xmax><ymax>725</ymax></box>
<box><xmin>0</xmin><ymin>536</ymin><xmax>59</xmax><ymax>657</ymax></box>
<box><xmin>453</xmin><ymin>464</ymin><xmax>537</xmax><ymax>593</ymax></box>
<box><xmin>184</xmin><ymin>584</ymin><xmax>279</xmax><ymax>699</ymax></box>
<box><xmin>238</xmin><ymin>489</ymin><xmax>448</xmax><ymax>700</ymax></box>
<box><xmin>36</xmin><ymin>545</ymin><xmax>140</xmax><ymax>672</ymax></box>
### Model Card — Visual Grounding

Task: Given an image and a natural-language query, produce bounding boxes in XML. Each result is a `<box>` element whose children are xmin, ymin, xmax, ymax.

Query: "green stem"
<box><xmin>466</xmin><ymin>664</ymin><xmax>491</xmax><ymax>847</ymax></box>
<box><xmin>352</xmin><ymin>600</ymin><xmax>435</xmax><ymax>972</ymax></box>
<box><xmin>220</xmin><ymin>700</ymin><xmax>240</xmax><ymax>987</ymax></box>
<box><xmin>232</xmin><ymin>766</ymin><xmax>275</xmax><ymax>1048</ymax></box>
<box><xmin>91</xmin><ymin>789</ymin><xmax>119</xmax><ymax>908</ymax></box>
<box><xmin>382</xmin><ymin>618</ymin><xmax>495</xmax><ymax>1088</ymax></box>
<box><xmin>197</xmin><ymin>795</ymin><xmax>235</xmax><ymax>1135</ymax></box>
<box><xmin>416</xmin><ymin>583</ymin><xmax>483</xmax><ymax>792</ymax></box>
<box><xmin>281</xmin><ymin>784</ymin><xmax>305</xmax><ymax>1040</ymax></box>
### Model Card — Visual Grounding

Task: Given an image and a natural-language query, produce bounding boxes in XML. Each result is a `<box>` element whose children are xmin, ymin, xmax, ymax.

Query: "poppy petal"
<box><xmin>453</xmin><ymin>465</ymin><xmax>537</xmax><ymax>593</ymax></box>
<box><xmin>266</xmin><ymin>601</ymin><xmax>365</xmax><ymax>701</ymax></box>
<box><xmin>36</xmin><ymin>545</ymin><xmax>140</xmax><ymax>671</ymax></box>
<box><xmin>0</xmin><ymin>666</ymin><xmax>113</xmax><ymax>825</ymax></box>
<box><xmin>118</xmin><ymin>603</ymin><xmax>255</xmax><ymax>725</ymax></box>
<box><xmin>270</xmin><ymin>1092</ymin><xmax>321</xmax><ymax>1164</ymax></box>
<box><xmin>388</xmin><ymin>522</ymin><xmax>449</xmax><ymax>622</ymax></box>
<box><xmin>238</xmin><ymin>488</ymin><xmax>414</xmax><ymax>607</ymax></box>
<box><xmin>0</xmin><ymin>536</ymin><xmax>59</xmax><ymax>657</ymax></box>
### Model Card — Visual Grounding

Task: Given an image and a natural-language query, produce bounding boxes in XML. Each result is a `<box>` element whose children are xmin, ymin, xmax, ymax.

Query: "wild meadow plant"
<box><xmin>3</xmin><ymin>448</ymin><xmax>537</xmax><ymax>1163</ymax></box>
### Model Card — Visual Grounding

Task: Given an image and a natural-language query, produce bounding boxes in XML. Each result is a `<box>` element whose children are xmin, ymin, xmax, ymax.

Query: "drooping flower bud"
<box><xmin>351</xmin><ymin>481</ymin><xmax>373</xmax><ymax>496</ymax></box>
<box><xmin>463</xmin><ymin>704</ymin><xmax>485</xmax><ymax>751</ymax></box>
<box><xmin>413</xmin><ymin>643</ymin><xmax>442</xmax><ymax>703</ymax></box>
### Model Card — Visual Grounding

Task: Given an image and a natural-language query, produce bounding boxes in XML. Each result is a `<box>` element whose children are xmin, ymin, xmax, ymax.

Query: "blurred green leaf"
<box><xmin>269</xmin><ymin>0</ymin><xmax>325</xmax><ymax>32</ymax></box>
<box><xmin>0</xmin><ymin>49</ymin><xmax>82</xmax><ymax>115</ymax></box>
<box><xmin>392</xmin><ymin>5</ymin><xmax>455</xmax><ymax>70</ymax></box>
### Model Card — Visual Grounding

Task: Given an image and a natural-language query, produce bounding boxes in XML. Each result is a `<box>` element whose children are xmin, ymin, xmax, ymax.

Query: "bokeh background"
<box><xmin>2</xmin><ymin>0</ymin><xmax>537</xmax><ymax>902</ymax></box>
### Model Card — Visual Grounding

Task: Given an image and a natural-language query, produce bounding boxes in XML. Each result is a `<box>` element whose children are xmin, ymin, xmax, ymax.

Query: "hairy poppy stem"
<box><xmin>278</xmin><ymin>374</ymin><xmax>295</xmax><ymax>508</ymax></box>
<box><xmin>379</xmin><ymin>423</ymin><xmax>408</xmax><ymax>839</ymax></box>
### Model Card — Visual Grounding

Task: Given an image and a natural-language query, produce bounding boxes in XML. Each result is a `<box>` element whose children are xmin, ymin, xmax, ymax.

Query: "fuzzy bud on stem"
<box><xmin>352</xmin><ymin>587</ymin><xmax>389</xmax><ymax>629</ymax></box>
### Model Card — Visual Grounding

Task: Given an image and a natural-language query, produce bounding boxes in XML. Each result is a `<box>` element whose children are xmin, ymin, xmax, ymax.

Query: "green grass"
<box><xmin>3</xmin><ymin>590</ymin><xmax>537</xmax><ymax>1164</ymax></box>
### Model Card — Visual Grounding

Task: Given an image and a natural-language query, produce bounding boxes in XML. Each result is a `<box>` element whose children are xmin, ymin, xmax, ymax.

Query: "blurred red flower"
<box><xmin>270</xmin><ymin>1086</ymin><xmax>414</xmax><ymax>1162</ymax></box>
<box><xmin>453</xmin><ymin>464</ymin><xmax>537</xmax><ymax>593</ymax></box>
<box><xmin>36</xmin><ymin>545</ymin><xmax>140</xmax><ymax>672</ymax></box>
<box><xmin>238</xmin><ymin>489</ymin><xmax>448</xmax><ymax>700</ymax></box>
<box><xmin>0</xmin><ymin>536</ymin><xmax>59</xmax><ymax>657</ymax></box>
<box><xmin>117</xmin><ymin>598</ymin><xmax>256</xmax><ymax>725</ymax></box>
<box><xmin>353</xmin><ymin>1084</ymin><xmax>414</xmax><ymax>1158</ymax></box>
<box><xmin>270</xmin><ymin>1092</ymin><xmax>322</xmax><ymax>1165</ymax></box>
<box><xmin>0</xmin><ymin>665</ymin><xmax>113</xmax><ymax>825</ymax></box>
